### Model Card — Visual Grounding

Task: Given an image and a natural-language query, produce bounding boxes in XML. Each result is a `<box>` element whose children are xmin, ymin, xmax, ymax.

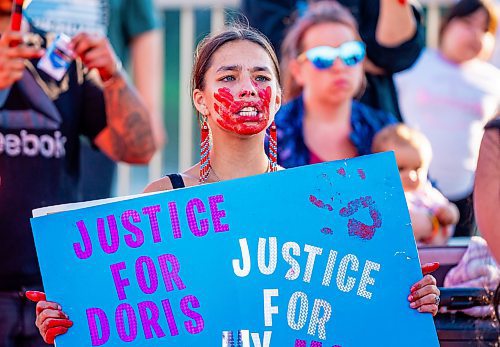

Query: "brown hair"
<box><xmin>191</xmin><ymin>24</ymin><xmax>281</xmax><ymax>98</ymax></box>
<box><xmin>372</xmin><ymin>124</ymin><xmax>432</xmax><ymax>162</ymax></box>
<box><xmin>439</xmin><ymin>0</ymin><xmax>498</xmax><ymax>42</ymax></box>
<box><xmin>280</xmin><ymin>1</ymin><xmax>360</xmax><ymax>101</ymax></box>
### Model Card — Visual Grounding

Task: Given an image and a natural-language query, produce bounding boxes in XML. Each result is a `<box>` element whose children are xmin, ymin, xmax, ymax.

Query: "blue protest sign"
<box><xmin>30</xmin><ymin>152</ymin><xmax>439</xmax><ymax>346</ymax></box>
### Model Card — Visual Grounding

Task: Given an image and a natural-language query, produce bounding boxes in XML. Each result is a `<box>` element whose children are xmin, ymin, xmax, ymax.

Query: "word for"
<box><xmin>110</xmin><ymin>253</ymin><xmax>185</xmax><ymax>300</ymax></box>
<box><xmin>233</xmin><ymin>237</ymin><xmax>381</xmax><ymax>299</ymax></box>
<box><xmin>264</xmin><ymin>289</ymin><xmax>331</xmax><ymax>340</ymax></box>
<box><xmin>73</xmin><ymin>195</ymin><xmax>229</xmax><ymax>259</ymax></box>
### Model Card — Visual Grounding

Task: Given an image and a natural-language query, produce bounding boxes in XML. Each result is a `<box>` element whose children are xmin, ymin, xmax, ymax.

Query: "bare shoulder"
<box><xmin>143</xmin><ymin>176</ymin><xmax>174</xmax><ymax>193</ymax></box>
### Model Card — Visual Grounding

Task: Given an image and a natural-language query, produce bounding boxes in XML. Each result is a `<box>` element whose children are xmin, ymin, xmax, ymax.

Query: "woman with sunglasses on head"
<box><xmin>27</xmin><ymin>24</ymin><xmax>439</xmax><ymax>344</ymax></box>
<box><xmin>275</xmin><ymin>1</ymin><xmax>398</xmax><ymax>169</ymax></box>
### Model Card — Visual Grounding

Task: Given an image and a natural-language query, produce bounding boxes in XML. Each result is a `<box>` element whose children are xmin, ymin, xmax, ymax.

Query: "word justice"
<box><xmin>72</xmin><ymin>194</ymin><xmax>230</xmax><ymax>259</ymax></box>
<box><xmin>232</xmin><ymin>237</ymin><xmax>381</xmax><ymax>300</ymax></box>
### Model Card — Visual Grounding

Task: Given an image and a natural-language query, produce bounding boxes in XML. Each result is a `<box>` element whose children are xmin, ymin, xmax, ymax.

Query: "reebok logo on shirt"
<box><xmin>0</xmin><ymin>130</ymin><xmax>67</xmax><ymax>158</ymax></box>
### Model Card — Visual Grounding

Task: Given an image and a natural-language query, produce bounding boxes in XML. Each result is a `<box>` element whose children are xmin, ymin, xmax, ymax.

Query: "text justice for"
<box><xmin>72</xmin><ymin>194</ymin><xmax>230</xmax><ymax>259</ymax></box>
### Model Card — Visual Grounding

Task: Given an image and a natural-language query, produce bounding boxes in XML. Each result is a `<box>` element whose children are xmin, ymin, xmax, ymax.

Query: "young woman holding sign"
<box><xmin>26</xmin><ymin>25</ymin><xmax>441</xmax><ymax>344</ymax></box>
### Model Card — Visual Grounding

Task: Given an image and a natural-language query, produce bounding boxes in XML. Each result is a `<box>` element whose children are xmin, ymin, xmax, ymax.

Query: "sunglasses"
<box><xmin>298</xmin><ymin>41</ymin><xmax>366</xmax><ymax>69</ymax></box>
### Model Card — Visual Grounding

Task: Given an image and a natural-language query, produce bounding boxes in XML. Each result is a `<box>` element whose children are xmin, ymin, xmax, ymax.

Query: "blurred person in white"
<box><xmin>395</xmin><ymin>0</ymin><xmax>500</xmax><ymax>237</ymax></box>
<box><xmin>372</xmin><ymin>124</ymin><xmax>459</xmax><ymax>246</ymax></box>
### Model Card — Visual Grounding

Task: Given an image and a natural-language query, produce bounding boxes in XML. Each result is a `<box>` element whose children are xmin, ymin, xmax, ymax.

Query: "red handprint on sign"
<box><xmin>339</xmin><ymin>196</ymin><xmax>382</xmax><ymax>240</ymax></box>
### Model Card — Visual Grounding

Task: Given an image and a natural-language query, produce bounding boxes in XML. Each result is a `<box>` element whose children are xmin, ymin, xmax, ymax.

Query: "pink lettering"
<box><xmin>115</xmin><ymin>303</ymin><xmax>138</xmax><ymax>342</ymax></box>
<box><xmin>97</xmin><ymin>216</ymin><xmax>120</xmax><ymax>254</ymax></box>
<box><xmin>158</xmin><ymin>254</ymin><xmax>186</xmax><ymax>292</ymax></box>
<box><xmin>209</xmin><ymin>195</ymin><xmax>229</xmax><ymax>233</ymax></box>
<box><xmin>86</xmin><ymin>308</ymin><xmax>110</xmax><ymax>346</ymax></box>
<box><xmin>167</xmin><ymin>202</ymin><xmax>182</xmax><ymax>239</ymax></box>
<box><xmin>73</xmin><ymin>220</ymin><xmax>93</xmax><ymax>259</ymax></box>
<box><xmin>180</xmin><ymin>295</ymin><xmax>205</xmax><ymax>334</ymax></box>
<box><xmin>142</xmin><ymin>205</ymin><xmax>162</xmax><ymax>243</ymax></box>
<box><xmin>186</xmin><ymin>198</ymin><xmax>209</xmax><ymax>237</ymax></box>
<box><xmin>110</xmin><ymin>262</ymin><xmax>130</xmax><ymax>300</ymax></box>
<box><xmin>135</xmin><ymin>256</ymin><xmax>159</xmax><ymax>295</ymax></box>
<box><xmin>122</xmin><ymin>210</ymin><xmax>144</xmax><ymax>248</ymax></box>
<box><xmin>161</xmin><ymin>299</ymin><xmax>180</xmax><ymax>336</ymax></box>
<box><xmin>138</xmin><ymin>301</ymin><xmax>166</xmax><ymax>339</ymax></box>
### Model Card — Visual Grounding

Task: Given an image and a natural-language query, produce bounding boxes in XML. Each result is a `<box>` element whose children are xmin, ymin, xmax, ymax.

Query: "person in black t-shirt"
<box><xmin>0</xmin><ymin>2</ymin><xmax>156</xmax><ymax>345</ymax></box>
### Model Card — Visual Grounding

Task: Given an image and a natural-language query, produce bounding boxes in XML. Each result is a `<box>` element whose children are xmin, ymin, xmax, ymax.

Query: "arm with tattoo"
<box><xmin>72</xmin><ymin>33</ymin><xmax>156</xmax><ymax>164</ymax></box>
<box><xmin>94</xmin><ymin>73</ymin><xmax>155</xmax><ymax>164</ymax></box>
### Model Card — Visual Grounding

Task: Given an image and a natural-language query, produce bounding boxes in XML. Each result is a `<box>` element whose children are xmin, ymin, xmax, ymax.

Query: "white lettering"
<box><xmin>263</xmin><ymin>289</ymin><xmax>279</xmax><ymax>327</ymax></box>
<box><xmin>336</xmin><ymin>254</ymin><xmax>359</xmax><ymax>293</ymax></box>
<box><xmin>357</xmin><ymin>260</ymin><xmax>381</xmax><ymax>299</ymax></box>
<box><xmin>232</xmin><ymin>238</ymin><xmax>251</xmax><ymax>277</ymax></box>
<box><xmin>0</xmin><ymin>131</ymin><xmax>67</xmax><ymax>158</ymax></box>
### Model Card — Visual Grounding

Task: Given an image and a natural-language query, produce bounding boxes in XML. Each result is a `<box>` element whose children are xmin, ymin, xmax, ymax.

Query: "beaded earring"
<box><xmin>199</xmin><ymin>116</ymin><xmax>210</xmax><ymax>183</ymax></box>
<box><xmin>269</xmin><ymin>121</ymin><xmax>277</xmax><ymax>172</ymax></box>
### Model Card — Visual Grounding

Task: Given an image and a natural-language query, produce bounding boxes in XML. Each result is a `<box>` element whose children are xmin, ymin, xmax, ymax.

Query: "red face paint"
<box><xmin>213</xmin><ymin>86</ymin><xmax>272</xmax><ymax>135</ymax></box>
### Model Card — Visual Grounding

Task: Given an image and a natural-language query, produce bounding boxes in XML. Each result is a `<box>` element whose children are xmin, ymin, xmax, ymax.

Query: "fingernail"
<box><xmin>57</xmin><ymin>305</ymin><xmax>62</xmax><ymax>310</ymax></box>
<box><xmin>408</xmin><ymin>295</ymin><xmax>413</xmax><ymax>301</ymax></box>
<box><xmin>410</xmin><ymin>302</ymin><xmax>416</xmax><ymax>308</ymax></box>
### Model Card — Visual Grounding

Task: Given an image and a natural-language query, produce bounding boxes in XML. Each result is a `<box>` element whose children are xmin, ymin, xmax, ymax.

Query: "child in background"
<box><xmin>372</xmin><ymin>124</ymin><xmax>460</xmax><ymax>245</ymax></box>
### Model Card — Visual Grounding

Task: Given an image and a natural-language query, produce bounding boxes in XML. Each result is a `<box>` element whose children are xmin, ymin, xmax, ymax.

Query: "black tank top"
<box><xmin>166</xmin><ymin>173</ymin><xmax>186</xmax><ymax>189</ymax></box>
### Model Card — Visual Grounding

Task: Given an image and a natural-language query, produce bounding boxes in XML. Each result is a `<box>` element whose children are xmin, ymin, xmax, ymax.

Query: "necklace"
<box><xmin>209</xmin><ymin>161</ymin><xmax>271</xmax><ymax>182</ymax></box>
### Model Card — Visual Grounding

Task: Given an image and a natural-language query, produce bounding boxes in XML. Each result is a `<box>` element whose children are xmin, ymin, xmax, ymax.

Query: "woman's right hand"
<box><xmin>25</xmin><ymin>291</ymin><xmax>73</xmax><ymax>344</ymax></box>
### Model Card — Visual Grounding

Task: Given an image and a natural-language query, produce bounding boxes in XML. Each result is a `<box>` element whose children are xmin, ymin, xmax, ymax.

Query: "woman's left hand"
<box><xmin>408</xmin><ymin>262</ymin><xmax>440</xmax><ymax>316</ymax></box>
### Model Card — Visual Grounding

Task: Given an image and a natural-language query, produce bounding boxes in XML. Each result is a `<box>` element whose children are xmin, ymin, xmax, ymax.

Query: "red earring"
<box><xmin>199</xmin><ymin>117</ymin><xmax>210</xmax><ymax>183</ymax></box>
<box><xmin>269</xmin><ymin>121</ymin><xmax>277</xmax><ymax>172</ymax></box>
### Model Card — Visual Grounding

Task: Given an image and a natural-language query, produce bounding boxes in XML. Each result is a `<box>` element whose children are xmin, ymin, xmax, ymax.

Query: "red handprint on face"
<box><xmin>339</xmin><ymin>196</ymin><xmax>382</xmax><ymax>240</ymax></box>
<box><xmin>213</xmin><ymin>86</ymin><xmax>271</xmax><ymax>135</ymax></box>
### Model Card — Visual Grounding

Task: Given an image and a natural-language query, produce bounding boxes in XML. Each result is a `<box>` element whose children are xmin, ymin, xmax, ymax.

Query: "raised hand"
<box><xmin>0</xmin><ymin>31</ymin><xmax>44</xmax><ymax>89</ymax></box>
<box><xmin>70</xmin><ymin>33</ymin><xmax>120</xmax><ymax>82</ymax></box>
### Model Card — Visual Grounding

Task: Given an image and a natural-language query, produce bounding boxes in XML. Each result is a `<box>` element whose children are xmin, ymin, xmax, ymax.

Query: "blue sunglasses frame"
<box><xmin>298</xmin><ymin>41</ymin><xmax>366</xmax><ymax>69</ymax></box>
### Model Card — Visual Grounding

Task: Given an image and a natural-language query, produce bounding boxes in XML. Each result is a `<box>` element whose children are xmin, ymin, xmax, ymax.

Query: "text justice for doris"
<box><xmin>69</xmin><ymin>194</ymin><xmax>229</xmax><ymax>345</ymax></box>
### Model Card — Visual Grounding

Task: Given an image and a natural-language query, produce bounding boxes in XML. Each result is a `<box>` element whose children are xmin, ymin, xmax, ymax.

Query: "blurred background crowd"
<box><xmin>0</xmin><ymin>0</ymin><xmax>499</xmax><ymax>345</ymax></box>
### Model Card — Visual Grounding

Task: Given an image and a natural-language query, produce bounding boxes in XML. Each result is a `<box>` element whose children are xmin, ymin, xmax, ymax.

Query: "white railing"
<box><xmin>117</xmin><ymin>0</ymin><xmax>459</xmax><ymax>196</ymax></box>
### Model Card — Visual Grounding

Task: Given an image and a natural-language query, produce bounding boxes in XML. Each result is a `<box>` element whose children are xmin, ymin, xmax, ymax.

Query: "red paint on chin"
<box><xmin>213</xmin><ymin>86</ymin><xmax>272</xmax><ymax>135</ymax></box>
